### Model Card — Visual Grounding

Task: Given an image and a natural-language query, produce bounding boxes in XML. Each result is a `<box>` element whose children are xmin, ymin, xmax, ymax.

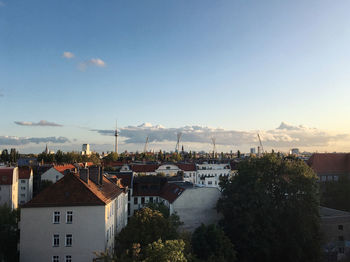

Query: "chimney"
<box><xmin>89</xmin><ymin>166</ymin><xmax>100</xmax><ymax>185</ymax></box>
<box><xmin>79</xmin><ymin>168</ymin><xmax>89</xmax><ymax>184</ymax></box>
<box><xmin>98</xmin><ymin>166</ymin><xmax>103</xmax><ymax>185</ymax></box>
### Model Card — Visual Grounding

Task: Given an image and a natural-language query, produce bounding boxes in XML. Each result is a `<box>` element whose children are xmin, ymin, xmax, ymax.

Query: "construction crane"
<box><xmin>257</xmin><ymin>133</ymin><xmax>264</xmax><ymax>154</ymax></box>
<box><xmin>143</xmin><ymin>136</ymin><xmax>149</xmax><ymax>153</ymax></box>
<box><xmin>211</xmin><ymin>137</ymin><xmax>216</xmax><ymax>158</ymax></box>
<box><xmin>175</xmin><ymin>132</ymin><xmax>182</xmax><ymax>153</ymax></box>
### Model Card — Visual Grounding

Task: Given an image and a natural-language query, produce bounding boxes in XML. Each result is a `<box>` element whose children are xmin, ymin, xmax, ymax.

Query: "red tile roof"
<box><xmin>307</xmin><ymin>153</ymin><xmax>350</xmax><ymax>175</ymax></box>
<box><xmin>176</xmin><ymin>163</ymin><xmax>196</xmax><ymax>172</ymax></box>
<box><xmin>53</xmin><ymin>164</ymin><xmax>76</xmax><ymax>174</ymax></box>
<box><xmin>160</xmin><ymin>183</ymin><xmax>185</xmax><ymax>203</ymax></box>
<box><xmin>131</xmin><ymin>164</ymin><xmax>159</xmax><ymax>173</ymax></box>
<box><xmin>0</xmin><ymin>168</ymin><xmax>15</xmax><ymax>185</ymax></box>
<box><xmin>24</xmin><ymin>173</ymin><xmax>124</xmax><ymax>208</ymax></box>
<box><xmin>19</xmin><ymin>167</ymin><xmax>32</xmax><ymax>179</ymax></box>
<box><xmin>109</xmin><ymin>173</ymin><xmax>133</xmax><ymax>188</ymax></box>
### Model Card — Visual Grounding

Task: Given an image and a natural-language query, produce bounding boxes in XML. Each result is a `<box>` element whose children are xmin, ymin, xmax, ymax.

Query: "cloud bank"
<box><xmin>0</xmin><ymin>136</ymin><xmax>69</xmax><ymax>146</ymax></box>
<box><xmin>91</xmin><ymin>122</ymin><xmax>349</xmax><ymax>149</ymax></box>
<box><xmin>14</xmin><ymin>120</ymin><xmax>62</xmax><ymax>127</ymax></box>
<box><xmin>79</xmin><ymin>58</ymin><xmax>106</xmax><ymax>71</ymax></box>
<box><xmin>63</xmin><ymin>51</ymin><xmax>75</xmax><ymax>59</ymax></box>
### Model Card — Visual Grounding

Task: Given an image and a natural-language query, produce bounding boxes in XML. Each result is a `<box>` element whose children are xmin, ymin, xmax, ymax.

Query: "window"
<box><xmin>52</xmin><ymin>256</ymin><xmax>59</xmax><ymax>262</ymax></box>
<box><xmin>66</xmin><ymin>211</ymin><xmax>73</xmax><ymax>224</ymax></box>
<box><xmin>339</xmin><ymin>247</ymin><xmax>345</xmax><ymax>254</ymax></box>
<box><xmin>208</xmin><ymin>181</ymin><xmax>212</xmax><ymax>185</ymax></box>
<box><xmin>21</xmin><ymin>180</ymin><xmax>26</xmax><ymax>183</ymax></box>
<box><xmin>65</xmin><ymin>234</ymin><xmax>72</xmax><ymax>247</ymax></box>
<box><xmin>55</xmin><ymin>175</ymin><xmax>59</xmax><ymax>181</ymax></box>
<box><xmin>334</xmin><ymin>176</ymin><xmax>339</xmax><ymax>181</ymax></box>
<box><xmin>149</xmin><ymin>197</ymin><xmax>153</xmax><ymax>203</ymax></box>
<box><xmin>141</xmin><ymin>197</ymin><xmax>145</xmax><ymax>204</ymax></box>
<box><xmin>321</xmin><ymin>176</ymin><xmax>327</xmax><ymax>182</ymax></box>
<box><xmin>65</xmin><ymin>255</ymin><xmax>72</xmax><ymax>262</ymax></box>
<box><xmin>21</xmin><ymin>186</ymin><xmax>26</xmax><ymax>190</ymax></box>
<box><xmin>53</xmin><ymin>211</ymin><xmax>60</xmax><ymax>224</ymax></box>
<box><xmin>53</xmin><ymin>234</ymin><xmax>59</xmax><ymax>247</ymax></box>
<box><xmin>20</xmin><ymin>194</ymin><xmax>25</xmax><ymax>197</ymax></box>
<box><xmin>339</xmin><ymin>225</ymin><xmax>344</xmax><ymax>230</ymax></box>
<box><xmin>134</xmin><ymin>197</ymin><xmax>138</xmax><ymax>205</ymax></box>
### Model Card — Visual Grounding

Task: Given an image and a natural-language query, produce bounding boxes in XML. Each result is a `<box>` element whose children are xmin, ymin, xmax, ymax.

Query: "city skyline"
<box><xmin>1</xmin><ymin>0</ymin><xmax>350</xmax><ymax>153</ymax></box>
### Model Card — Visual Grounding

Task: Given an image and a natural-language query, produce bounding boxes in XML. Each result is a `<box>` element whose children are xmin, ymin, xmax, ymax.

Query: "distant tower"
<box><xmin>45</xmin><ymin>144</ymin><xmax>49</xmax><ymax>154</ymax></box>
<box><xmin>115</xmin><ymin>121</ymin><xmax>119</xmax><ymax>154</ymax></box>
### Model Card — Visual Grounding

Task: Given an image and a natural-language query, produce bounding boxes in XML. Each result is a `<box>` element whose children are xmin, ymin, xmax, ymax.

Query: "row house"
<box><xmin>0</xmin><ymin>167</ymin><xmax>18</xmax><ymax>209</ymax></box>
<box><xmin>195</xmin><ymin>163</ymin><xmax>232</xmax><ymax>188</ymax></box>
<box><xmin>308</xmin><ymin>153</ymin><xmax>350</xmax><ymax>182</ymax></box>
<box><xmin>20</xmin><ymin>171</ymin><xmax>128</xmax><ymax>262</ymax></box>
<box><xmin>41</xmin><ymin>164</ymin><xmax>77</xmax><ymax>183</ymax></box>
<box><xmin>18</xmin><ymin>167</ymin><xmax>33</xmax><ymax>205</ymax></box>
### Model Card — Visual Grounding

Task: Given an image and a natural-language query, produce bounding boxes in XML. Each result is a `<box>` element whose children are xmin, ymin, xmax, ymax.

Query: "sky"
<box><xmin>1</xmin><ymin>0</ymin><xmax>350</xmax><ymax>154</ymax></box>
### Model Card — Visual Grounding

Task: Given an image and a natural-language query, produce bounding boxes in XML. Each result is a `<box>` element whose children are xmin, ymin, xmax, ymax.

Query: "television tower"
<box><xmin>115</xmin><ymin>121</ymin><xmax>119</xmax><ymax>154</ymax></box>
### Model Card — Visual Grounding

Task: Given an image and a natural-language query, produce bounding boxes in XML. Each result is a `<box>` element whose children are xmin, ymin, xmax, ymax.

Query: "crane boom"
<box><xmin>257</xmin><ymin>134</ymin><xmax>264</xmax><ymax>153</ymax></box>
<box><xmin>144</xmin><ymin>136</ymin><xmax>149</xmax><ymax>153</ymax></box>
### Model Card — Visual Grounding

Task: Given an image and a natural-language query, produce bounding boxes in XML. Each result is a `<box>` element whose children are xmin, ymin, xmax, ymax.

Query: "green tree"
<box><xmin>104</xmin><ymin>152</ymin><xmax>119</xmax><ymax>162</ymax></box>
<box><xmin>217</xmin><ymin>154</ymin><xmax>321</xmax><ymax>262</ymax></box>
<box><xmin>0</xmin><ymin>204</ymin><xmax>19</xmax><ymax>262</ymax></box>
<box><xmin>116</xmin><ymin>208</ymin><xmax>180</xmax><ymax>253</ymax></box>
<box><xmin>144</xmin><ymin>239</ymin><xmax>187</xmax><ymax>262</ymax></box>
<box><xmin>191</xmin><ymin>224</ymin><xmax>236</xmax><ymax>262</ymax></box>
<box><xmin>55</xmin><ymin>150</ymin><xmax>65</xmax><ymax>164</ymax></box>
<box><xmin>1</xmin><ymin>149</ymin><xmax>9</xmax><ymax>162</ymax></box>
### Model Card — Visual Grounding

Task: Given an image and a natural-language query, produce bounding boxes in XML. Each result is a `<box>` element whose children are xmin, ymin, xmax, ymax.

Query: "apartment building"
<box><xmin>20</xmin><ymin>171</ymin><xmax>128</xmax><ymax>262</ymax></box>
<box><xmin>0</xmin><ymin>167</ymin><xmax>18</xmax><ymax>209</ymax></box>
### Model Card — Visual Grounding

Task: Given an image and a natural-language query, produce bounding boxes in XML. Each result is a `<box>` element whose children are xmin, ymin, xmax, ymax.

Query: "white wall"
<box><xmin>20</xmin><ymin>205</ymin><xmax>105</xmax><ymax>262</ymax></box>
<box><xmin>172</xmin><ymin>187</ymin><xmax>222</xmax><ymax>232</ymax></box>
<box><xmin>41</xmin><ymin>168</ymin><xmax>63</xmax><ymax>183</ymax></box>
<box><xmin>18</xmin><ymin>170</ymin><xmax>33</xmax><ymax>205</ymax></box>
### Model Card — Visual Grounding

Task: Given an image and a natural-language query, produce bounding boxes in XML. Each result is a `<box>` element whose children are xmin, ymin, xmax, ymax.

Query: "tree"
<box><xmin>191</xmin><ymin>224</ymin><xmax>236</xmax><ymax>262</ymax></box>
<box><xmin>237</xmin><ymin>150</ymin><xmax>241</xmax><ymax>158</ymax></box>
<box><xmin>116</xmin><ymin>208</ymin><xmax>180</xmax><ymax>253</ymax></box>
<box><xmin>217</xmin><ymin>153</ymin><xmax>321</xmax><ymax>262</ymax></box>
<box><xmin>144</xmin><ymin>239</ymin><xmax>187</xmax><ymax>262</ymax></box>
<box><xmin>104</xmin><ymin>152</ymin><xmax>119</xmax><ymax>162</ymax></box>
<box><xmin>1</xmin><ymin>149</ymin><xmax>9</xmax><ymax>162</ymax></box>
<box><xmin>0</xmin><ymin>204</ymin><xmax>19</xmax><ymax>262</ymax></box>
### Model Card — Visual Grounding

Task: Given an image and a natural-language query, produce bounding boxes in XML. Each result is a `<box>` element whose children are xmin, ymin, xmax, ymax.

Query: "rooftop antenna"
<box><xmin>115</xmin><ymin>121</ymin><xmax>119</xmax><ymax>154</ymax></box>
<box><xmin>144</xmin><ymin>136</ymin><xmax>149</xmax><ymax>153</ymax></box>
<box><xmin>175</xmin><ymin>132</ymin><xmax>182</xmax><ymax>153</ymax></box>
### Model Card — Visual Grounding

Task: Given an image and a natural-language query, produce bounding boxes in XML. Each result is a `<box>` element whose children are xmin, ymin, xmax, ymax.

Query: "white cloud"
<box><xmin>0</xmin><ymin>136</ymin><xmax>69</xmax><ymax>146</ymax></box>
<box><xmin>63</xmin><ymin>51</ymin><xmax>75</xmax><ymax>59</ymax></box>
<box><xmin>14</xmin><ymin>120</ymin><xmax>62</xmax><ymax>127</ymax></box>
<box><xmin>79</xmin><ymin>58</ymin><xmax>106</xmax><ymax>71</ymax></box>
<box><xmin>91</xmin><ymin>122</ymin><xmax>350</xmax><ymax>152</ymax></box>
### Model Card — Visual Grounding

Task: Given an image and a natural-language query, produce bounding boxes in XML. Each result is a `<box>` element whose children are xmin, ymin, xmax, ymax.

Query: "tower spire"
<box><xmin>114</xmin><ymin>121</ymin><xmax>119</xmax><ymax>154</ymax></box>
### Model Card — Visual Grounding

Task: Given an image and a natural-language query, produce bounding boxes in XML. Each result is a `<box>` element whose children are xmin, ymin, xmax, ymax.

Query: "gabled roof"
<box><xmin>0</xmin><ymin>167</ymin><xmax>15</xmax><ymax>185</ymax></box>
<box><xmin>53</xmin><ymin>164</ymin><xmax>76</xmax><ymax>174</ymax></box>
<box><xmin>109</xmin><ymin>173</ymin><xmax>133</xmax><ymax>188</ymax></box>
<box><xmin>24</xmin><ymin>173</ymin><xmax>124</xmax><ymax>208</ymax></box>
<box><xmin>160</xmin><ymin>183</ymin><xmax>185</xmax><ymax>203</ymax></box>
<box><xmin>19</xmin><ymin>167</ymin><xmax>32</xmax><ymax>179</ymax></box>
<box><xmin>307</xmin><ymin>153</ymin><xmax>350</xmax><ymax>175</ymax></box>
<box><xmin>176</xmin><ymin>163</ymin><xmax>196</xmax><ymax>171</ymax></box>
<box><xmin>131</xmin><ymin>164</ymin><xmax>159</xmax><ymax>173</ymax></box>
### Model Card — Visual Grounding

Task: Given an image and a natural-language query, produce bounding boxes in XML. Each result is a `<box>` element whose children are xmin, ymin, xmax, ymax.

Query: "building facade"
<box><xmin>0</xmin><ymin>167</ymin><xmax>18</xmax><ymax>209</ymax></box>
<box><xmin>18</xmin><ymin>167</ymin><xmax>33</xmax><ymax>205</ymax></box>
<box><xmin>20</xmin><ymin>172</ymin><xmax>128</xmax><ymax>262</ymax></box>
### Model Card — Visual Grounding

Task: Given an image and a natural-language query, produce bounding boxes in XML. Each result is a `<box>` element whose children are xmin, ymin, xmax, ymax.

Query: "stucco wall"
<box><xmin>172</xmin><ymin>187</ymin><xmax>222</xmax><ymax>231</ymax></box>
<box><xmin>20</xmin><ymin>205</ymin><xmax>105</xmax><ymax>262</ymax></box>
<box><xmin>41</xmin><ymin>168</ymin><xmax>63</xmax><ymax>183</ymax></box>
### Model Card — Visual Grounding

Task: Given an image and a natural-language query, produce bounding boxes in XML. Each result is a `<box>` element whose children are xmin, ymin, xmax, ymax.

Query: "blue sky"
<box><xmin>1</xmin><ymin>0</ymin><xmax>350</xmax><ymax>153</ymax></box>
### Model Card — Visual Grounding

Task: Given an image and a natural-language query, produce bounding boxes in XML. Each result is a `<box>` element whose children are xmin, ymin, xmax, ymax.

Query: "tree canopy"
<box><xmin>0</xmin><ymin>205</ymin><xmax>19</xmax><ymax>262</ymax></box>
<box><xmin>217</xmin><ymin>153</ymin><xmax>321</xmax><ymax>262</ymax></box>
<box><xmin>191</xmin><ymin>224</ymin><xmax>236</xmax><ymax>262</ymax></box>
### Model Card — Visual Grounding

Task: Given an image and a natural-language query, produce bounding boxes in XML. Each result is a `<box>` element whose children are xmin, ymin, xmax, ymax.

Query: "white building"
<box><xmin>172</xmin><ymin>187</ymin><xmax>222</xmax><ymax>231</ymax></box>
<box><xmin>81</xmin><ymin>144</ymin><xmax>91</xmax><ymax>156</ymax></box>
<box><xmin>20</xmin><ymin>172</ymin><xmax>128</xmax><ymax>262</ymax></box>
<box><xmin>195</xmin><ymin>163</ymin><xmax>231</xmax><ymax>188</ymax></box>
<box><xmin>0</xmin><ymin>167</ymin><xmax>18</xmax><ymax>209</ymax></box>
<box><xmin>18</xmin><ymin>167</ymin><xmax>33</xmax><ymax>205</ymax></box>
<box><xmin>41</xmin><ymin>164</ymin><xmax>76</xmax><ymax>183</ymax></box>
